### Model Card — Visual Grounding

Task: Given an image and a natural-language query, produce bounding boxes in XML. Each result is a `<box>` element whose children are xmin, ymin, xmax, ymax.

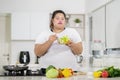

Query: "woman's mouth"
<box><xmin>58</xmin><ymin>22</ymin><xmax>62</xmax><ymax>24</ymax></box>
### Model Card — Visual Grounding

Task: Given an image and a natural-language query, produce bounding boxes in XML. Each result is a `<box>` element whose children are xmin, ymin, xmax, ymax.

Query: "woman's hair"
<box><xmin>50</xmin><ymin>10</ymin><xmax>66</xmax><ymax>30</ymax></box>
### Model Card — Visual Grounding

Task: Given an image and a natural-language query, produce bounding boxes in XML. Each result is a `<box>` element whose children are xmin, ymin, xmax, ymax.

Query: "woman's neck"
<box><xmin>52</xmin><ymin>28</ymin><xmax>64</xmax><ymax>33</ymax></box>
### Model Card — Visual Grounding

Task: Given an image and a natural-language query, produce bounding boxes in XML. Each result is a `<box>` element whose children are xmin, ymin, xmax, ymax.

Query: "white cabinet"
<box><xmin>91</xmin><ymin>7</ymin><xmax>106</xmax><ymax>43</ymax></box>
<box><xmin>106</xmin><ymin>0</ymin><xmax>120</xmax><ymax>48</ymax></box>
<box><xmin>11</xmin><ymin>13</ymin><xmax>30</xmax><ymax>40</ymax></box>
<box><xmin>30</xmin><ymin>13</ymin><xmax>49</xmax><ymax>40</ymax></box>
<box><xmin>11</xmin><ymin>12</ymin><xmax>49</xmax><ymax>40</ymax></box>
<box><xmin>90</xmin><ymin>0</ymin><xmax>120</xmax><ymax>49</ymax></box>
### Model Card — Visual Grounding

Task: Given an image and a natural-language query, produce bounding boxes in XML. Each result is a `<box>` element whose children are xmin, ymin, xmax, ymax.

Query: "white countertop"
<box><xmin>0</xmin><ymin>75</ymin><xmax>120</xmax><ymax>80</ymax></box>
<box><xmin>1</xmin><ymin>64</ymin><xmax>120</xmax><ymax>80</ymax></box>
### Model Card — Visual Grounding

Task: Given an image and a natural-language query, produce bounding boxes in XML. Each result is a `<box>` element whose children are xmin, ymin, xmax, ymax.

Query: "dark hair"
<box><xmin>50</xmin><ymin>10</ymin><xmax>66</xmax><ymax>30</ymax></box>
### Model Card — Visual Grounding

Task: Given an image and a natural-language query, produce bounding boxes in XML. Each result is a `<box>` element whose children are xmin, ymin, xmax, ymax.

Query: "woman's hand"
<box><xmin>48</xmin><ymin>34</ymin><xmax>58</xmax><ymax>43</ymax></box>
<box><xmin>66</xmin><ymin>40</ymin><xmax>83</xmax><ymax>55</ymax></box>
<box><xmin>34</xmin><ymin>34</ymin><xmax>58</xmax><ymax>57</ymax></box>
<box><xmin>66</xmin><ymin>40</ymin><xmax>72</xmax><ymax>47</ymax></box>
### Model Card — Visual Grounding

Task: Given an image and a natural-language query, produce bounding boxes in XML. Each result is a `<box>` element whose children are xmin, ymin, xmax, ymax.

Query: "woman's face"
<box><xmin>52</xmin><ymin>13</ymin><xmax>66</xmax><ymax>29</ymax></box>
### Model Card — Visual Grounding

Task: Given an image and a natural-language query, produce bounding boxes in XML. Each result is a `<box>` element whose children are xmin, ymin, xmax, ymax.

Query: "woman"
<box><xmin>34</xmin><ymin>10</ymin><xmax>83</xmax><ymax>70</ymax></box>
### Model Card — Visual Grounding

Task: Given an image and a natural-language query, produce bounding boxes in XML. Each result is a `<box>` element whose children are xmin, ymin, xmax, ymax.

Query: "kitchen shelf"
<box><xmin>67</xmin><ymin>14</ymin><xmax>85</xmax><ymax>41</ymax></box>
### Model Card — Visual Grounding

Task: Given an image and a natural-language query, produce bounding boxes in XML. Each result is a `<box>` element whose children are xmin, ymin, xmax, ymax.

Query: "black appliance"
<box><xmin>19</xmin><ymin>51</ymin><xmax>30</xmax><ymax>64</ymax></box>
<box><xmin>3</xmin><ymin>65</ymin><xmax>28</xmax><ymax>76</ymax></box>
<box><xmin>26</xmin><ymin>68</ymin><xmax>46</xmax><ymax>76</ymax></box>
<box><xmin>2</xmin><ymin>66</ymin><xmax>46</xmax><ymax>76</ymax></box>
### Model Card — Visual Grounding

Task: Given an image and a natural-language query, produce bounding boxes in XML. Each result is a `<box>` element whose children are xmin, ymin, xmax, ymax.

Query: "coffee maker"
<box><xmin>19</xmin><ymin>51</ymin><xmax>30</xmax><ymax>64</ymax></box>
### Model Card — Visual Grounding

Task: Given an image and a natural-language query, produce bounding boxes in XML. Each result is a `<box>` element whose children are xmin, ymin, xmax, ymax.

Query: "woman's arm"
<box><xmin>34</xmin><ymin>40</ymin><xmax>53</xmax><ymax>57</ymax></box>
<box><xmin>34</xmin><ymin>34</ymin><xmax>57</xmax><ymax>57</ymax></box>
<box><xmin>67</xmin><ymin>41</ymin><xmax>83</xmax><ymax>55</ymax></box>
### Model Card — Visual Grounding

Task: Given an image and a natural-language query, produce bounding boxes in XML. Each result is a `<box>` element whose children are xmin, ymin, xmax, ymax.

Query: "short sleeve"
<box><xmin>35</xmin><ymin>31</ymin><xmax>49</xmax><ymax>44</ymax></box>
<box><xmin>70</xmin><ymin>28</ymin><xmax>82</xmax><ymax>43</ymax></box>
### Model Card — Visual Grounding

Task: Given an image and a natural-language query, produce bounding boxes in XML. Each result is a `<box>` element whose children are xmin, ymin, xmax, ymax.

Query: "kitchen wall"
<box><xmin>0</xmin><ymin>0</ymin><xmax>89</xmax><ymax>65</ymax></box>
<box><xmin>11</xmin><ymin>41</ymin><xmax>35</xmax><ymax>64</ymax></box>
<box><xmin>85</xmin><ymin>0</ymin><xmax>113</xmax><ymax>13</ymax></box>
<box><xmin>0</xmin><ymin>0</ymin><xmax>85</xmax><ymax>13</ymax></box>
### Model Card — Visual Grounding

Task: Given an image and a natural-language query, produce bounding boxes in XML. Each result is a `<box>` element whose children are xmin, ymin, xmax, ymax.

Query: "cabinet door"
<box><xmin>11</xmin><ymin>13</ymin><xmax>30</xmax><ymax>40</ymax></box>
<box><xmin>92</xmin><ymin>7</ymin><xmax>105</xmax><ymax>43</ymax></box>
<box><xmin>106</xmin><ymin>0</ymin><xmax>120</xmax><ymax>48</ymax></box>
<box><xmin>30</xmin><ymin>13</ymin><xmax>49</xmax><ymax>40</ymax></box>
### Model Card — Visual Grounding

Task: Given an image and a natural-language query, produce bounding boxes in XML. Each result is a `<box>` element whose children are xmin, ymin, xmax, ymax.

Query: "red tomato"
<box><xmin>101</xmin><ymin>70</ymin><xmax>109</xmax><ymax>78</ymax></box>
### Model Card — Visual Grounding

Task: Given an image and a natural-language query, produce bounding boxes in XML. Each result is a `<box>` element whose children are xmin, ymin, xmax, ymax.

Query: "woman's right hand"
<box><xmin>48</xmin><ymin>34</ymin><xmax>57</xmax><ymax>43</ymax></box>
<box><xmin>34</xmin><ymin>34</ymin><xmax>58</xmax><ymax>57</ymax></box>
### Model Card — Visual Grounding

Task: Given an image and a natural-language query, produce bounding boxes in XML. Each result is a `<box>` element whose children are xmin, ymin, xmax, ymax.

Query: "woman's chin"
<box><xmin>55</xmin><ymin>27</ymin><xmax>64</xmax><ymax>30</ymax></box>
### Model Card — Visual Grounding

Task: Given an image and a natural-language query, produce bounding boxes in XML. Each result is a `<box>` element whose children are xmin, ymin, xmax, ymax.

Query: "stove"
<box><xmin>2</xmin><ymin>65</ymin><xmax>28</xmax><ymax>76</ymax></box>
<box><xmin>4</xmin><ymin>70</ymin><xmax>25</xmax><ymax>76</ymax></box>
<box><xmin>2</xmin><ymin>68</ymin><xmax>46</xmax><ymax>76</ymax></box>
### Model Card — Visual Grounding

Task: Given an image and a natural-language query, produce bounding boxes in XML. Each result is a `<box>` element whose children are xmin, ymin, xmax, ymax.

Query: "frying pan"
<box><xmin>3</xmin><ymin>65</ymin><xmax>28</xmax><ymax>71</ymax></box>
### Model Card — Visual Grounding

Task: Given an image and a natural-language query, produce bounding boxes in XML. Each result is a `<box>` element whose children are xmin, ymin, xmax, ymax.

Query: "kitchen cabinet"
<box><xmin>90</xmin><ymin>0</ymin><xmax>120</xmax><ymax>49</ymax></box>
<box><xmin>30</xmin><ymin>13</ymin><xmax>49</xmax><ymax>40</ymax></box>
<box><xmin>91</xmin><ymin>7</ymin><xmax>106</xmax><ymax>49</ymax></box>
<box><xmin>11</xmin><ymin>12</ymin><xmax>49</xmax><ymax>40</ymax></box>
<box><xmin>11</xmin><ymin>13</ymin><xmax>84</xmax><ymax>40</ymax></box>
<box><xmin>89</xmin><ymin>7</ymin><xmax>106</xmax><ymax>67</ymax></box>
<box><xmin>11</xmin><ymin>12</ymin><xmax>30</xmax><ymax>40</ymax></box>
<box><xmin>89</xmin><ymin>0</ymin><xmax>120</xmax><ymax>68</ymax></box>
<box><xmin>106</xmin><ymin>0</ymin><xmax>120</xmax><ymax>48</ymax></box>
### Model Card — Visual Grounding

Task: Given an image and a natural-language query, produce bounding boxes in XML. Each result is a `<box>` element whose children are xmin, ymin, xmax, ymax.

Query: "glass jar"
<box><xmin>92</xmin><ymin>40</ymin><xmax>105</xmax><ymax>57</ymax></box>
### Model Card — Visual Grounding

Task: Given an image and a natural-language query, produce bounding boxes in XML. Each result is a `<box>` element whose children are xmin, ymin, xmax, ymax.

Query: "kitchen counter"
<box><xmin>0</xmin><ymin>75</ymin><xmax>120</xmax><ymax>80</ymax></box>
<box><xmin>1</xmin><ymin>64</ymin><xmax>120</xmax><ymax>80</ymax></box>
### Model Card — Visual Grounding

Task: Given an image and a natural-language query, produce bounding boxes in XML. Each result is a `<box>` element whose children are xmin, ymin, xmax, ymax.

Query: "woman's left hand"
<box><xmin>66</xmin><ymin>40</ymin><xmax>73</xmax><ymax>47</ymax></box>
<box><xmin>66</xmin><ymin>41</ymin><xmax>83</xmax><ymax>55</ymax></box>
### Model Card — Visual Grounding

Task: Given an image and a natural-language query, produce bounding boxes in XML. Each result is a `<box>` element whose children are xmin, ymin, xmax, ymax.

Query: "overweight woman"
<box><xmin>34</xmin><ymin>10</ymin><xmax>83</xmax><ymax>70</ymax></box>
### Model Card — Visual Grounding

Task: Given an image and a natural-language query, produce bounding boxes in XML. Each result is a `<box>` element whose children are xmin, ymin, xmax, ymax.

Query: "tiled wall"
<box><xmin>11</xmin><ymin>40</ymin><xmax>36</xmax><ymax>64</ymax></box>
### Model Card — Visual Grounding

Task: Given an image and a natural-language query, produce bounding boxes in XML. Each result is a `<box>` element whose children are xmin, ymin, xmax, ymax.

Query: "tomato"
<box><xmin>101</xmin><ymin>70</ymin><xmax>109</xmax><ymax>78</ymax></box>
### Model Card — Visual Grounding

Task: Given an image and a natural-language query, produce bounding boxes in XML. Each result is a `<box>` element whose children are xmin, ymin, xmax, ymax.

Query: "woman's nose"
<box><xmin>58</xmin><ymin>21</ymin><xmax>62</xmax><ymax>23</ymax></box>
<box><xmin>59</xmin><ymin>21</ymin><xmax>62</xmax><ymax>22</ymax></box>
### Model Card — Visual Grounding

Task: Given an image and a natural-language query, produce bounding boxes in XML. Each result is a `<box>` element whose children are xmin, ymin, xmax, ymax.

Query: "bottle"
<box><xmin>93</xmin><ymin>40</ymin><xmax>105</xmax><ymax>50</ymax></box>
<box><xmin>92</xmin><ymin>40</ymin><xmax>104</xmax><ymax>57</ymax></box>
